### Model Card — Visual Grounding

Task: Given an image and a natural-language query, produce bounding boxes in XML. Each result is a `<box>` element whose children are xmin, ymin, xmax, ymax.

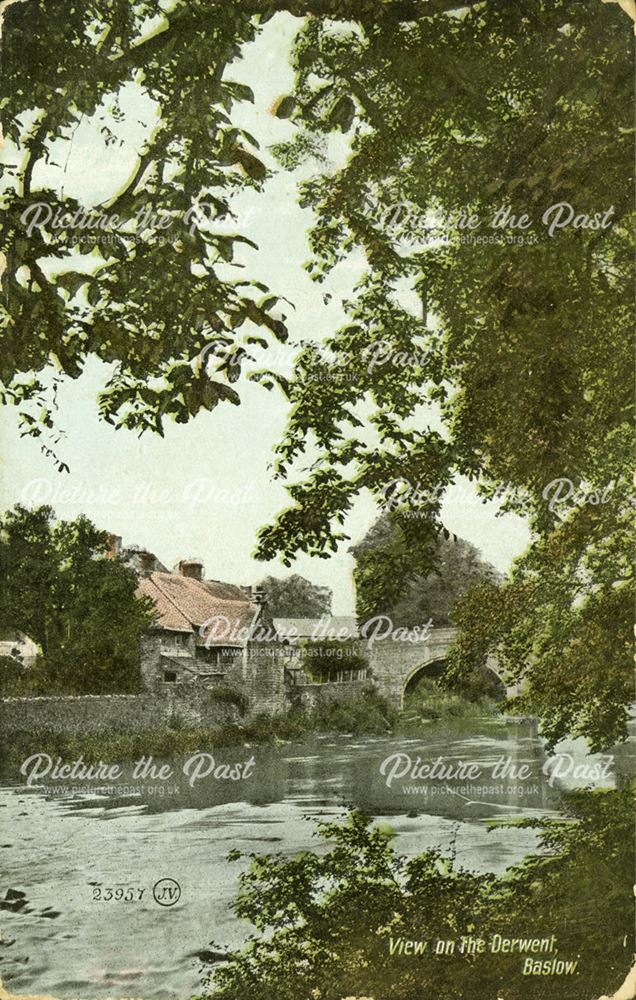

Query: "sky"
<box><xmin>0</xmin><ymin>13</ymin><xmax>531</xmax><ymax>614</ymax></box>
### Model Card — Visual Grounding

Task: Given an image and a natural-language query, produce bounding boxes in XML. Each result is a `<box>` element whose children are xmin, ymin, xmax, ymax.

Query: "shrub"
<box><xmin>200</xmin><ymin>791</ymin><xmax>633</xmax><ymax>1000</ymax></box>
<box><xmin>209</xmin><ymin>686</ymin><xmax>249</xmax><ymax>715</ymax></box>
<box><xmin>299</xmin><ymin>639</ymin><xmax>368</xmax><ymax>682</ymax></box>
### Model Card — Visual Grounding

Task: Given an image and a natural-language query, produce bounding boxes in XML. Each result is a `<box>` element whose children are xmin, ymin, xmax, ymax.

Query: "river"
<box><xmin>0</xmin><ymin>717</ymin><xmax>632</xmax><ymax>999</ymax></box>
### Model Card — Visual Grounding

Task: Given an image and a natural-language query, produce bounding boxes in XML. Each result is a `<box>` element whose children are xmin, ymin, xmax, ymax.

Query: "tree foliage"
<box><xmin>257</xmin><ymin>573</ymin><xmax>332</xmax><ymax>617</ymax></box>
<box><xmin>352</xmin><ymin>515</ymin><xmax>502</xmax><ymax>626</ymax></box>
<box><xmin>0</xmin><ymin>504</ymin><xmax>154</xmax><ymax>693</ymax></box>
<box><xmin>0</xmin><ymin>0</ymin><xmax>289</xmax><ymax>457</ymax></box>
<box><xmin>200</xmin><ymin>790</ymin><xmax>633</xmax><ymax>1000</ymax></box>
<box><xmin>446</xmin><ymin>491</ymin><xmax>634</xmax><ymax>751</ymax></box>
<box><xmin>254</xmin><ymin>1</ymin><xmax>632</xmax><ymax>559</ymax></box>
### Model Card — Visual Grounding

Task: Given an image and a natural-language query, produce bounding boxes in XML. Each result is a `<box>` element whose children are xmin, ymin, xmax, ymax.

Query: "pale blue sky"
<box><xmin>0</xmin><ymin>13</ymin><xmax>531</xmax><ymax>613</ymax></box>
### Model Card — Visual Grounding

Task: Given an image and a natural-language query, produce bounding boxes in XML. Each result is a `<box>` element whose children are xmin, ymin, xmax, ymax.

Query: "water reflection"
<box><xmin>8</xmin><ymin>716</ymin><xmax>632</xmax><ymax>821</ymax></box>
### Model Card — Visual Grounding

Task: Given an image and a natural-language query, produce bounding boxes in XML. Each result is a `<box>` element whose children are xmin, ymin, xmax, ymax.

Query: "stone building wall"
<box><xmin>244</xmin><ymin>641</ymin><xmax>288</xmax><ymax>715</ymax></box>
<box><xmin>139</xmin><ymin>633</ymin><xmax>288</xmax><ymax>715</ymax></box>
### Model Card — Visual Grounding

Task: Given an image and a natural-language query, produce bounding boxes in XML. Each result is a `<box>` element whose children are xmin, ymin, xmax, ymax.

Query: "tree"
<box><xmin>200</xmin><ymin>791</ymin><xmax>633</xmax><ymax>1000</ymax></box>
<box><xmin>0</xmin><ymin>505</ymin><xmax>154</xmax><ymax>693</ymax></box>
<box><xmin>0</xmin><ymin>0</ymin><xmax>293</xmax><ymax>467</ymax></box>
<box><xmin>1</xmin><ymin>1</ymin><xmax>632</xmax><ymax>746</ymax></box>
<box><xmin>445</xmin><ymin>495</ymin><xmax>634</xmax><ymax>751</ymax></box>
<box><xmin>253</xmin><ymin>2</ymin><xmax>632</xmax><ymax>562</ymax></box>
<box><xmin>257</xmin><ymin>573</ymin><xmax>332</xmax><ymax>617</ymax></box>
<box><xmin>351</xmin><ymin>515</ymin><xmax>502</xmax><ymax>626</ymax></box>
<box><xmin>0</xmin><ymin>654</ymin><xmax>29</xmax><ymax>697</ymax></box>
<box><xmin>250</xmin><ymin>2</ymin><xmax>634</xmax><ymax>749</ymax></box>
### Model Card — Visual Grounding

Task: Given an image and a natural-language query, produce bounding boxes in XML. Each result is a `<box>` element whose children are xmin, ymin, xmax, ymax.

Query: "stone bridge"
<box><xmin>364</xmin><ymin>628</ymin><xmax>516</xmax><ymax>709</ymax></box>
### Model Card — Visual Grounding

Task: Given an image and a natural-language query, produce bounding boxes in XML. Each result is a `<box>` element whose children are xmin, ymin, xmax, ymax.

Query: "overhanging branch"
<box><xmin>249</xmin><ymin>0</ymin><xmax>486</xmax><ymax>19</ymax></box>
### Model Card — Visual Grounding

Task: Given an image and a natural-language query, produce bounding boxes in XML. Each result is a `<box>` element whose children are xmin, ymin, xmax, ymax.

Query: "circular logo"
<box><xmin>152</xmin><ymin>878</ymin><xmax>181</xmax><ymax>907</ymax></box>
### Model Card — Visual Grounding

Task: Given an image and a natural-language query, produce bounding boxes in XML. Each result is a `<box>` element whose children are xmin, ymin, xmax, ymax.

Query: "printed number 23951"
<box><xmin>92</xmin><ymin>886</ymin><xmax>145</xmax><ymax>902</ymax></box>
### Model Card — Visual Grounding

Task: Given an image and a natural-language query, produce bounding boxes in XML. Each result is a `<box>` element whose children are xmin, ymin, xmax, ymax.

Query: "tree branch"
<box><xmin>253</xmin><ymin>0</ymin><xmax>485</xmax><ymax>17</ymax></box>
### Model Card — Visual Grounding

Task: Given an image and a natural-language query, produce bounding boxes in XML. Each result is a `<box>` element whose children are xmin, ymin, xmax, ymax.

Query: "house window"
<box><xmin>198</xmin><ymin>646</ymin><xmax>220</xmax><ymax>664</ymax></box>
<box><xmin>197</xmin><ymin>646</ymin><xmax>240</xmax><ymax>666</ymax></box>
<box><xmin>163</xmin><ymin>670</ymin><xmax>177</xmax><ymax>683</ymax></box>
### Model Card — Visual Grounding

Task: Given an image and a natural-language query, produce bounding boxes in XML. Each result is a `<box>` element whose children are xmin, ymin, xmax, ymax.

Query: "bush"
<box><xmin>306</xmin><ymin>688</ymin><xmax>398</xmax><ymax>735</ymax></box>
<box><xmin>200</xmin><ymin>790</ymin><xmax>633</xmax><ymax>1000</ymax></box>
<box><xmin>299</xmin><ymin>639</ymin><xmax>368</xmax><ymax>682</ymax></box>
<box><xmin>209</xmin><ymin>686</ymin><xmax>250</xmax><ymax>715</ymax></box>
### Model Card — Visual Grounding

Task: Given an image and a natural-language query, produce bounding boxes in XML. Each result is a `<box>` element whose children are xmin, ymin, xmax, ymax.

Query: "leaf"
<box><xmin>273</xmin><ymin>95</ymin><xmax>296</xmax><ymax>119</ymax></box>
<box><xmin>55</xmin><ymin>273</ymin><xmax>90</xmax><ymax>297</ymax></box>
<box><xmin>227</xmin><ymin>82</ymin><xmax>255</xmax><ymax>104</ymax></box>
<box><xmin>234</xmin><ymin>146</ymin><xmax>268</xmax><ymax>181</ymax></box>
<box><xmin>329</xmin><ymin>95</ymin><xmax>356</xmax><ymax>133</ymax></box>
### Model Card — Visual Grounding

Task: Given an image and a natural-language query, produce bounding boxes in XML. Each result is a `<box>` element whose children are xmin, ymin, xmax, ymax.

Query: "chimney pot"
<box><xmin>178</xmin><ymin>559</ymin><xmax>204</xmax><ymax>581</ymax></box>
<box><xmin>106</xmin><ymin>533</ymin><xmax>122</xmax><ymax>558</ymax></box>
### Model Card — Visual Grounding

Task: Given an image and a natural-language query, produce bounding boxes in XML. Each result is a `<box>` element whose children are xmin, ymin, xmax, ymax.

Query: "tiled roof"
<box><xmin>137</xmin><ymin>576</ymin><xmax>192</xmax><ymax>632</ymax></box>
<box><xmin>138</xmin><ymin>572</ymin><xmax>258</xmax><ymax>645</ymax></box>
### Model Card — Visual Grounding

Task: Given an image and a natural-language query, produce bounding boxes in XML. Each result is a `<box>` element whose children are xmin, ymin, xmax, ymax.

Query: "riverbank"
<box><xmin>0</xmin><ymin>687</ymin><xmax>499</xmax><ymax>769</ymax></box>
<box><xmin>400</xmin><ymin>677</ymin><xmax>498</xmax><ymax>729</ymax></box>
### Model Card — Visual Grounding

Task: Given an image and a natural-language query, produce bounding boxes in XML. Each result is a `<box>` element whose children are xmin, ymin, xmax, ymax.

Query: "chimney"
<box><xmin>139</xmin><ymin>551</ymin><xmax>155</xmax><ymax>576</ymax></box>
<box><xmin>241</xmin><ymin>584</ymin><xmax>266</xmax><ymax>604</ymax></box>
<box><xmin>177</xmin><ymin>559</ymin><xmax>204</xmax><ymax>581</ymax></box>
<box><xmin>106</xmin><ymin>533</ymin><xmax>122</xmax><ymax>559</ymax></box>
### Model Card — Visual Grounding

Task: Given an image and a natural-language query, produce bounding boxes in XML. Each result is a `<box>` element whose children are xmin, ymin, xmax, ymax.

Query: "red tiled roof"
<box><xmin>137</xmin><ymin>572</ymin><xmax>258</xmax><ymax>646</ymax></box>
<box><xmin>137</xmin><ymin>576</ymin><xmax>192</xmax><ymax>632</ymax></box>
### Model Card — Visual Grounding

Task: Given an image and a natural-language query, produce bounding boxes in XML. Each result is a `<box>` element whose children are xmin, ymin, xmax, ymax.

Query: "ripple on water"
<box><xmin>0</xmin><ymin>725</ymin><xmax>625</xmax><ymax>1000</ymax></box>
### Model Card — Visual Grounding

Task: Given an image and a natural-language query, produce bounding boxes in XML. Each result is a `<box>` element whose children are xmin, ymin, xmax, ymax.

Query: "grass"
<box><xmin>0</xmin><ymin>686</ymin><xmax>498</xmax><ymax>769</ymax></box>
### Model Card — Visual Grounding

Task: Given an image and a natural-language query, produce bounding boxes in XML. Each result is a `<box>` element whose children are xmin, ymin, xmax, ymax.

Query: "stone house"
<box><xmin>134</xmin><ymin>557</ymin><xmax>286</xmax><ymax>713</ymax></box>
<box><xmin>105</xmin><ymin>536</ymin><xmax>371</xmax><ymax>713</ymax></box>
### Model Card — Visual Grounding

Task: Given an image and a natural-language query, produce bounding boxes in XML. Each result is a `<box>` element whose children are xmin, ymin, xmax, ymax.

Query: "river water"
<box><xmin>0</xmin><ymin>717</ymin><xmax>632</xmax><ymax>999</ymax></box>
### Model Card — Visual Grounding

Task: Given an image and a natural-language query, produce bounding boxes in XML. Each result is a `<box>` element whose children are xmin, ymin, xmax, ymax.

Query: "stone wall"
<box><xmin>286</xmin><ymin>679</ymin><xmax>370</xmax><ymax>713</ymax></box>
<box><xmin>0</xmin><ymin>675</ymin><xmax>370</xmax><ymax>738</ymax></box>
<box><xmin>0</xmin><ymin>689</ymin><xmax>239</xmax><ymax>737</ymax></box>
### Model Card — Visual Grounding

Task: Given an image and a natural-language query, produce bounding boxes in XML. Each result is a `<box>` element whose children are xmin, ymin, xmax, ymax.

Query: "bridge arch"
<box><xmin>365</xmin><ymin>629</ymin><xmax>514</xmax><ymax>708</ymax></box>
<box><xmin>401</xmin><ymin>657</ymin><xmax>449</xmax><ymax>709</ymax></box>
<box><xmin>400</xmin><ymin>657</ymin><xmax>506</xmax><ymax>709</ymax></box>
